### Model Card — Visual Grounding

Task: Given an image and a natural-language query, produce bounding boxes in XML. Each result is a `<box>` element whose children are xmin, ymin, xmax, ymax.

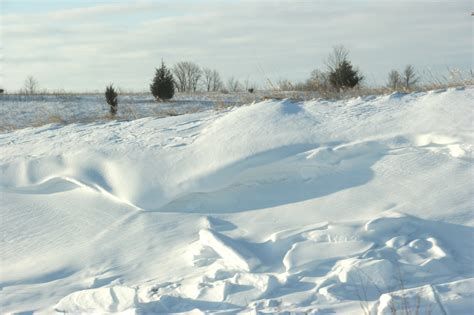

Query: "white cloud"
<box><xmin>2</xmin><ymin>0</ymin><xmax>472</xmax><ymax>91</ymax></box>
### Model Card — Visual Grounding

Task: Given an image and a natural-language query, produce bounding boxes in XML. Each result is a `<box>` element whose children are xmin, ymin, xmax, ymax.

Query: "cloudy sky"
<box><xmin>1</xmin><ymin>0</ymin><xmax>472</xmax><ymax>92</ymax></box>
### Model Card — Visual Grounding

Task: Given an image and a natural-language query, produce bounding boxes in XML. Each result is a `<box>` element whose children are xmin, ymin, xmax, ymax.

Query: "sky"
<box><xmin>1</xmin><ymin>0</ymin><xmax>472</xmax><ymax>92</ymax></box>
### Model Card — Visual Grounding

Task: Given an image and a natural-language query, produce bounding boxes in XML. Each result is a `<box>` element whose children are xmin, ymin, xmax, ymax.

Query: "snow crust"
<box><xmin>1</xmin><ymin>87</ymin><xmax>473</xmax><ymax>313</ymax></box>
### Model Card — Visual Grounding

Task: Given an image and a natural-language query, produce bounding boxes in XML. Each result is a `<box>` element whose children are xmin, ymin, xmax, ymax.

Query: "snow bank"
<box><xmin>1</xmin><ymin>87</ymin><xmax>473</xmax><ymax>314</ymax></box>
<box><xmin>198</xmin><ymin>229</ymin><xmax>260</xmax><ymax>271</ymax></box>
<box><xmin>55</xmin><ymin>286</ymin><xmax>137</xmax><ymax>314</ymax></box>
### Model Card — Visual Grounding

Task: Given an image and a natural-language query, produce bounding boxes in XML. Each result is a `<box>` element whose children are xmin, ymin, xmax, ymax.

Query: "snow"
<box><xmin>373</xmin><ymin>278</ymin><xmax>474</xmax><ymax>315</ymax></box>
<box><xmin>0</xmin><ymin>87</ymin><xmax>473</xmax><ymax>314</ymax></box>
<box><xmin>0</xmin><ymin>91</ymin><xmax>285</xmax><ymax>132</ymax></box>
<box><xmin>198</xmin><ymin>229</ymin><xmax>261</xmax><ymax>271</ymax></box>
<box><xmin>55</xmin><ymin>286</ymin><xmax>137</xmax><ymax>314</ymax></box>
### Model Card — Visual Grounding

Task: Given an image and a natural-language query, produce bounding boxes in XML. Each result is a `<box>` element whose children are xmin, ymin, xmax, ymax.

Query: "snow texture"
<box><xmin>0</xmin><ymin>87</ymin><xmax>473</xmax><ymax>314</ymax></box>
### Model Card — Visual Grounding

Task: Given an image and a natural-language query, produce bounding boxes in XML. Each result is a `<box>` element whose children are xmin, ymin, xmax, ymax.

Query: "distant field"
<box><xmin>0</xmin><ymin>93</ymin><xmax>230</xmax><ymax>131</ymax></box>
<box><xmin>0</xmin><ymin>91</ymin><xmax>322</xmax><ymax>131</ymax></box>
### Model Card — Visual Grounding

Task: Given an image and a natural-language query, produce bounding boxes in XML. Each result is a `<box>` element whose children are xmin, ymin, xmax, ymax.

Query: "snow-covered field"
<box><xmin>0</xmin><ymin>92</ymin><xmax>276</xmax><ymax>131</ymax></box>
<box><xmin>0</xmin><ymin>87</ymin><xmax>473</xmax><ymax>314</ymax></box>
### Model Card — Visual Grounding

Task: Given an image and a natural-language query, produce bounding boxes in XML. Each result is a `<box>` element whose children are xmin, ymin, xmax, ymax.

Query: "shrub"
<box><xmin>277</xmin><ymin>79</ymin><xmax>294</xmax><ymax>91</ymax></box>
<box><xmin>105</xmin><ymin>84</ymin><xmax>118</xmax><ymax>116</ymax></box>
<box><xmin>150</xmin><ymin>61</ymin><xmax>175</xmax><ymax>100</ymax></box>
<box><xmin>306</xmin><ymin>69</ymin><xmax>330</xmax><ymax>91</ymax></box>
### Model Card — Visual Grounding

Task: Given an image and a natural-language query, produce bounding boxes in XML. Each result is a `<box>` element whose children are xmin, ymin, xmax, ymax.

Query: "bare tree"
<box><xmin>326</xmin><ymin>45</ymin><xmax>349</xmax><ymax>72</ymax></box>
<box><xmin>211</xmin><ymin>70</ymin><xmax>223</xmax><ymax>92</ymax></box>
<box><xmin>173</xmin><ymin>63</ymin><xmax>187</xmax><ymax>92</ymax></box>
<box><xmin>23</xmin><ymin>76</ymin><xmax>38</xmax><ymax>94</ymax></box>
<box><xmin>172</xmin><ymin>61</ymin><xmax>202</xmax><ymax>92</ymax></box>
<box><xmin>387</xmin><ymin>70</ymin><xmax>402</xmax><ymax>90</ymax></box>
<box><xmin>189</xmin><ymin>65</ymin><xmax>202</xmax><ymax>92</ymax></box>
<box><xmin>402</xmin><ymin>65</ymin><xmax>419</xmax><ymax>89</ymax></box>
<box><xmin>203</xmin><ymin>68</ymin><xmax>213</xmax><ymax>92</ymax></box>
<box><xmin>227</xmin><ymin>76</ymin><xmax>242</xmax><ymax>92</ymax></box>
<box><xmin>203</xmin><ymin>68</ymin><xmax>223</xmax><ymax>92</ymax></box>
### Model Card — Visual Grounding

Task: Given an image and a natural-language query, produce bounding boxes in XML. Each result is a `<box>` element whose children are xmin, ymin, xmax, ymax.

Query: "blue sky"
<box><xmin>1</xmin><ymin>0</ymin><xmax>472</xmax><ymax>91</ymax></box>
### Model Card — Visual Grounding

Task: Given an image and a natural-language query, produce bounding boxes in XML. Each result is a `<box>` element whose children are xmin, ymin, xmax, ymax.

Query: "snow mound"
<box><xmin>1</xmin><ymin>87</ymin><xmax>473</xmax><ymax>313</ymax></box>
<box><xmin>55</xmin><ymin>286</ymin><xmax>137</xmax><ymax>314</ymax></box>
<box><xmin>373</xmin><ymin>278</ymin><xmax>474</xmax><ymax>315</ymax></box>
<box><xmin>198</xmin><ymin>229</ymin><xmax>261</xmax><ymax>271</ymax></box>
<box><xmin>283</xmin><ymin>239</ymin><xmax>372</xmax><ymax>274</ymax></box>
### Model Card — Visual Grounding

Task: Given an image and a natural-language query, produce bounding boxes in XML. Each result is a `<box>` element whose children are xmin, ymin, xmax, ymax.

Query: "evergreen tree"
<box><xmin>150</xmin><ymin>61</ymin><xmax>175</xmax><ymax>100</ymax></box>
<box><xmin>105</xmin><ymin>84</ymin><xmax>118</xmax><ymax>116</ymax></box>
<box><xmin>329</xmin><ymin>59</ymin><xmax>363</xmax><ymax>90</ymax></box>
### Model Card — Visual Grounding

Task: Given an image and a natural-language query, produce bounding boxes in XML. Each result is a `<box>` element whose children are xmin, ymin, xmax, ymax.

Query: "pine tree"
<box><xmin>150</xmin><ymin>61</ymin><xmax>175</xmax><ymax>101</ymax></box>
<box><xmin>105</xmin><ymin>84</ymin><xmax>118</xmax><ymax>116</ymax></box>
<box><xmin>329</xmin><ymin>60</ymin><xmax>363</xmax><ymax>90</ymax></box>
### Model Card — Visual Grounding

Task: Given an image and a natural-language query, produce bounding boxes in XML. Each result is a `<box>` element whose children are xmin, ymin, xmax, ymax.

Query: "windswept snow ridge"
<box><xmin>1</xmin><ymin>87</ymin><xmax>473</xmax><ymax>314</ymax></box>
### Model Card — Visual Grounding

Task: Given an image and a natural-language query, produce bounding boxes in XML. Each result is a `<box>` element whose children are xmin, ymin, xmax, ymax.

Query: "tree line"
<box><xmin>10</xmin><ymin>45</ymin><xmax>433</xmax><ymax>117</ymax></box>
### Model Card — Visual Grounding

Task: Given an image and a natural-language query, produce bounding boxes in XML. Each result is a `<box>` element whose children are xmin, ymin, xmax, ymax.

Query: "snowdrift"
<box><xmin>0</xmin><ymin>87</ymin><xmax>473</xmax><ymax>313</ymax></box>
